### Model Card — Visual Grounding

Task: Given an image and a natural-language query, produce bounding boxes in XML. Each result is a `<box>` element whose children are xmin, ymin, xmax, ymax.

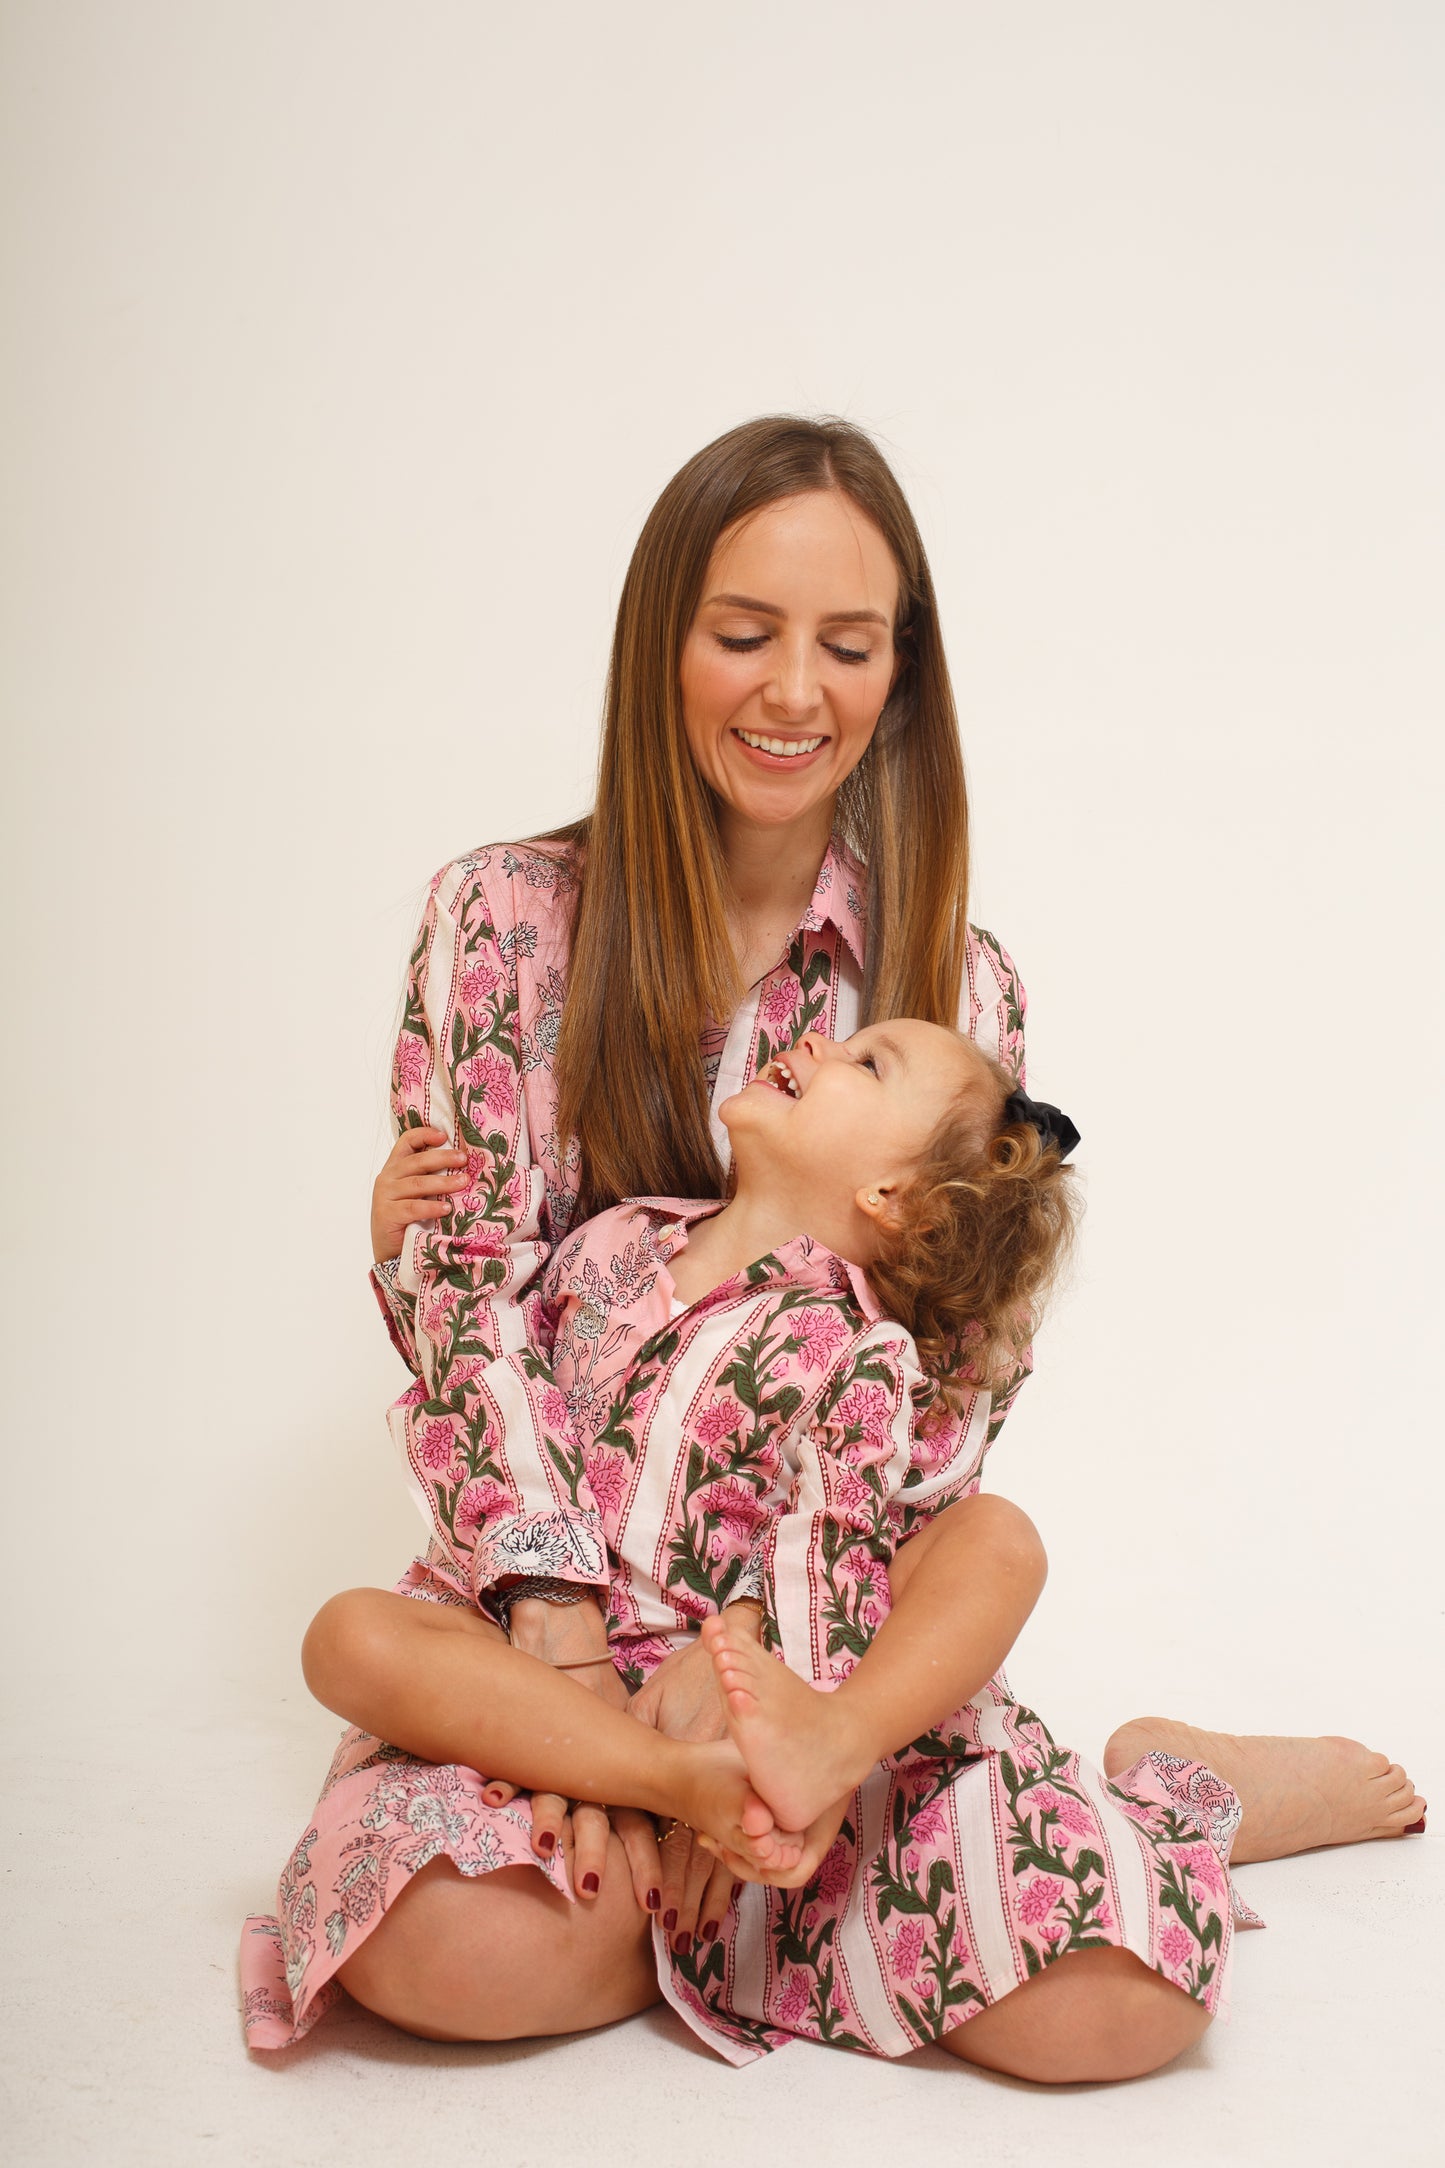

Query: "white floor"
<box><xmin>3</xmin><ymin>1691</ymin><xmax>1440</xmax><ymax>2168</ymax></box>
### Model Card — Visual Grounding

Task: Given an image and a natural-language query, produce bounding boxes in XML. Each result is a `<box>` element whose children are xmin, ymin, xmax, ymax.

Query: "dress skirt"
<box><xmin>240</xmin><ymin>1562</ymin><xmax>1260</xmax><ymax>2065</ymax></box>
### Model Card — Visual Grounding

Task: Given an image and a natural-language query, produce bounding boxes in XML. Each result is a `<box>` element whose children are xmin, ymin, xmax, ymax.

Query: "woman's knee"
<box><xmin>940</xmin><ymin>1947</ymin><xmax>1211</xmax><ymax>2084</ymax></box>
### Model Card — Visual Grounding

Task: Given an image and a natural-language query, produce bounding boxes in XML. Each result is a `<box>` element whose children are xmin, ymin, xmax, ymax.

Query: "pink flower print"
<box><xmin>1039</xmin><ymin>1921</ymin><xmax>1067</xmax><ymax>1946</ymax></box>
<box><xmin>1095</xmin><ymin>1902</ymin><xmax>1114</xmax><ymax>1935</ymax></box>
<box><xmin>1056</xmin><ymin>1796</ymin><xmax>1096</xmax><ymax>1838</ymax></box>
<box><xmin>775</xmin><ymin>1970</ymin><xmax>811</xmax><ymax>2026</ymax></box>
<box><xmin>540</xmin><ymin>1387</ymin><xmax>569</xmax><ymax>1429</ymax></box>
<box><xmin>467</xmin><ymin>1047</ymin><xmax>517</xmax><ymax>1121</ymax></box>
<box><xmin>761</xmin><ymin>980</ymin><xmax>801</xmax><ymax>1032</ymax></box>
<box><xmin>455</xmin><ymin>1477</ymin><xmax>512</xmax><ymax>1531</ymax></box>
<box><xmin>459</xmin><ymin>961</ymin><xmax>501</xmax><ymax>1011</ymax></box>
<box><xmin>888</xmin><ymin>1916</ymin><xmax>927</xmax><ymax>1982</ymax></box>
<box><xmin>1017</xmin><ymin>1874</ymin><xmax>1065</xmax><ymax>1927</ymax></box>
<box><xmin>419</xmin><ymin>1420</ymin><xmax>456</xmax><ymax>1471</ymax></box>
<box><xmin>1029</xmin><ymin>1785</ymin><xmax>1063</xmax><ymax>1817</ymax></box>
<box><xmin>1159</xmin><ymin>1924</ymin><xmax>1195</xmax><ymax>1969</ymax></box>
<box><xmin>394</xmin><ymin>1034</ymin><xmax>427</xmax><ymax>1096</ymax></box>
<box><xmin>835</xmin><ymin>1384</ymin><xmax>893</xmax><ymax>1445</ymax></box>
<box><xmin>950</xmin><ymin>1930</ymin><xmax>971</xmax><ymax>1967</ymax></box>
<box><xmin>908</xmin><ymin>1799</ymin><xmax>949</xmax><ymax>1845</ymax></box>
<box><xmin>586</xmin><ymin>1452</ymin><xmax>628</xmax><ymax>1519</ymax></box>
<box><xmin>1169</xmin><ymin>1842</ymin><xmax>1224</xmax><ymax>1897</ymax></box>
<box><xmin>813</xmin><ymin>1840</ymin><xmax>853</xmax><ymax>1904</ymax></box>
<box><xmin>696</xmin><ymin>1399</ymin><xmax>740</xmax><ymax>1447</ymax></box>
<box><xmin>697</xmin><ymin>1481</ymin><xmax>758</xmax><ymax>1542</ymax></box>
<box><xmin>791</xmin><ymin>1307</ymin><xmax>850</xmax><ymax>1372</ymax></box>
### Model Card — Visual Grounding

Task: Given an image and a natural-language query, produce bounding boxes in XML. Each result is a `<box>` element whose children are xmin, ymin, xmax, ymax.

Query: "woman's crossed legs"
<box><xmin>337</xmin><ymin>1851</ymin><xmax>1207</xmax><ymax>2081</ymax></box>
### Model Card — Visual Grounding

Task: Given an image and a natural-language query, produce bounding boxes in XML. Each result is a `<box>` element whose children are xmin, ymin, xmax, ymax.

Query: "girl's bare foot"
<box><xmin>1103</xmin><ymin>1716</ymin><xmax>1428</xmax><ymax>1864</ymax></box>
<box><xmin>700</xmin><ymin>1612</ymin><xmax>871</xmax><ymax>1833</ymax></box>
<box><xmin>680</xmin><ymin>1736</ymin><xmax>808</xmax><ymax>1875</ymax></box>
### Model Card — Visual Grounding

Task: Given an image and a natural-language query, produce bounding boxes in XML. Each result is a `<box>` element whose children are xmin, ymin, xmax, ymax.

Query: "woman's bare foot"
<box><xmin>1103</xmin><ymin>1716</ymin><xmax>1427</xmax><ymax>1864</ymax></box>
<box><xmin>700</xmin><ymin>1612</ymin><xmax>871</xmax><ymax>1832</ymax></box>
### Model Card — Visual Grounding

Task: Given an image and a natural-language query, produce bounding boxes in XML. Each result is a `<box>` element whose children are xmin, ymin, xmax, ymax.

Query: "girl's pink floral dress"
<box><xmin>239</xmin><ymin>837</ymin><xmax>1257</xmax><ymax>2066</ymax></box>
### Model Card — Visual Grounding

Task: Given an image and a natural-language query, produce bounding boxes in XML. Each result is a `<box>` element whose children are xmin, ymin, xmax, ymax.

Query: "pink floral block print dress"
<box><xmin>239</xmin><ymin>837</ymin><xmax>1256</xmax><ymax>2065</ymax></box>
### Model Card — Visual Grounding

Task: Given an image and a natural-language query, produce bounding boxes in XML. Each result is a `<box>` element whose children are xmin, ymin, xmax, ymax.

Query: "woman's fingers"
<box><xmin>661</xmin><ymin>1831</ymin><xmax>716</xmax><ymax>1953</ymax></box>
<box><xmin>696</xmin><ymin>1853</ymin><xmax>738</xmax><ymax>1947</ymax></box>
<box><xmin>612</xmin><ymin>1805</ymin><xmax>665</xmax><ymax>1916</ymax></box>
<box><xmin>568</xmin><ymin>1802</ymin><xmax>613</xmax><ymax>1900</ymax></box>
<box><xmin>529</xmin><ymin>1788</ymin><xmax>570</xmax><ymax>1861</ymax></box>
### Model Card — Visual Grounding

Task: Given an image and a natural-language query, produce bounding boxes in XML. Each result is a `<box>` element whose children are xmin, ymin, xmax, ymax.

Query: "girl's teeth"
<box><xmin>736</xmin><ymin>730</ymin><xmax>824</xmax><ymax>758</ymax></box>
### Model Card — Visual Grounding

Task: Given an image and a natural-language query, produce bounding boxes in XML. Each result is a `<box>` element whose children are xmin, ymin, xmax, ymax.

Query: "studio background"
<box><xmin>3</xmin><ymin>5</ymin><xmax>1440</xmax><ymax>2164</ymax></box>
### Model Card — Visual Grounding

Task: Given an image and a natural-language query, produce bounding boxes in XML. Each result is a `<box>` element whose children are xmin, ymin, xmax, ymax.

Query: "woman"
<box><xmin>240</xmin><ymin>415</ymin><xmax>1423</xmax><ymax>2081</ymax></box>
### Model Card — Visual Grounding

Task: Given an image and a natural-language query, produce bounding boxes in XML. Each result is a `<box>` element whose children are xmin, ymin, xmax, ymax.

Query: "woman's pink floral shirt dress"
<box><xmin>240</xmin><ymin>837</ymin><xmax>1255</xmax><ymax>2065</ymax></box>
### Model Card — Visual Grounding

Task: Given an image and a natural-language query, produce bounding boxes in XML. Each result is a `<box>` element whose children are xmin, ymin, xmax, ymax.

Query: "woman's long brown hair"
<box><xmin>541</xmin><ymin>414</ymin><xmax>972</xmax><ymax>1220</ymax></box>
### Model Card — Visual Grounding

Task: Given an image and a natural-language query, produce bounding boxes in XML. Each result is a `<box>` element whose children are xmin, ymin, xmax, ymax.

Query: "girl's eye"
<box><xmin>859</xmin><ymin>1053</ymin><xmax>880</xmax><ymax>1074</ymax></box>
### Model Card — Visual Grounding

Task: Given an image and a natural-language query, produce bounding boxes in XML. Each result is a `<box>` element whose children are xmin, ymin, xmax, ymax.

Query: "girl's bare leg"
<box><xmin>935</xmin><ymin>1947</ymin><xmax>1210</xmax><ymax>2083</ymax></box>
<box><xmin>302</xmin><ymin>1589</ymin><xmax>800</xmax><ymax>1862</ymax></box>
<box><xmin>337</xmin><ymin>1845</ymin><xmax>662</xmax><ymax>2042</ymax></box>
<box><xmin>701</xmin><ymin>1492</ymin><xmax>1046</xmax><ymax>1832</ymax></box>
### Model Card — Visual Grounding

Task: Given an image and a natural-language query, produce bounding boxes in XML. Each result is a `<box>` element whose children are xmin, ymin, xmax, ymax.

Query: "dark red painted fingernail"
<box><xmin>663</xmin><ymin>1907</ymin><xmax>678</xmax><ymax>1931</ymax></box>
<box><xmin>581</xmin><ymin>1871</ymin><xmax>600</xmax><ymax>1893</ymax></box>
<box><xmin>537</xmin><ymin>1830</ymin><xmax>557</xmax><ymax>1854</ymax></box>
<box><xmin>1405</xmin><ymin>1816</ymin><xmax>1426</xmax><ymax>1834</ymax></box>
<box><xmin>674</xmin><ymin>1931</ymin><xmax>692</xmax><ymax>1956</ymax></box>
<box><xmin>646</xmin><ymin>1887</ymin><xmax>661</xmax><ymax>1911</ymax></box>
<box><xmin>701</xmin><ymin>1919</ymin><xmax>719</xmax><ymax>1942</ymax></box>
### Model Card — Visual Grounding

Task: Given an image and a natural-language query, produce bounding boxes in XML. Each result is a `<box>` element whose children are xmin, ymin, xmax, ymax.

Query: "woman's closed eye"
<box><xmin>714</xmin><ymin>634</ymin><xmax>871</xmax><ymax>666</ymax></box>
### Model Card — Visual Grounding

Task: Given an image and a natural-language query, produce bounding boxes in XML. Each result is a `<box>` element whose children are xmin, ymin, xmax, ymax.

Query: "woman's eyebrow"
<box><xmin>702</xmin><ymin>591</ymin><xmax>890</xmax><ymax>629</ymax></box>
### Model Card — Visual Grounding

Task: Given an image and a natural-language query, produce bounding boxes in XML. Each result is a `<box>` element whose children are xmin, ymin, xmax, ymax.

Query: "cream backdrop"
<box><xmin>3</xmin><ymin>2</ymin><xmax>1441</xmax><ymax>1789</ymax></box>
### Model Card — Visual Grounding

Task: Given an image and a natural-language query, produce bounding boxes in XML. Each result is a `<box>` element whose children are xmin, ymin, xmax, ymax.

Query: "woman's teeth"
<box><xmin>735</xmin><ymin>730</ymin><xmax>825</xmax><ymax>759</ymax></box>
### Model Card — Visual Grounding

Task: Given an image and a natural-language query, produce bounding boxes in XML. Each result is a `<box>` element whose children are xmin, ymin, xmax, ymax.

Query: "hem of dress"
<box><xmin>240</xmin><ymin>1824</ymin><xmax>574</xmax><ymax>2053</ymax></box>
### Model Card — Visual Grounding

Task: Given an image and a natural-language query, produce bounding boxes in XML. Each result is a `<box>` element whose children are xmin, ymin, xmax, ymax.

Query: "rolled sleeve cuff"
<box><xmin>370</xmin><ymin>1258</ymin><xmax>421</xmax><ymax>1372</ymax></box>
<box><xmin>469</xmin><ymin>1509</ymin><xmax>611</xmax><ymax>1603</ymax></box>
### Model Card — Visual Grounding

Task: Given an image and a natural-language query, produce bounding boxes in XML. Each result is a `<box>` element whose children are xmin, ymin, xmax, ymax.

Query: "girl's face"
<box><xmin>722</xmin><ymin>1021</ymin><xmax>989</xmax><ymax>1227</ymax></box>
<box><xmin>678</xmin><ymin>490</ymin><xmax>904</xmax><ymax>832</ymax></box>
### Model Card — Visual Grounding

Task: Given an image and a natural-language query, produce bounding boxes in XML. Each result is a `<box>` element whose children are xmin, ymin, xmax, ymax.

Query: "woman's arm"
<box><xmin>380</xmin><ymin>855</ymin><xmax>608</xmax><ymax>1608</ymax></box>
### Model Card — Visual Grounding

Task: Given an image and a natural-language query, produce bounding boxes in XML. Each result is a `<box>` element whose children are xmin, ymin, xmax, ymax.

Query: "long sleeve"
<box><xmin>754</xmin><ymin>1325</ymin><xmax>992</xmax><ymax>1689</ymax></box>
<box><xmin>381</xmin><ymin>858</ymin><xmax>608</xmax><ymax>1603</ymax></box>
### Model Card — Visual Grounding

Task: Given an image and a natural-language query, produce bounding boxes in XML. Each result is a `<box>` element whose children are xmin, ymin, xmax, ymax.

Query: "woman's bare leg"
<box><xmin>1102</xmin><ymin>1717</ymin><xmax>1426</xmax><ymax>1862</ymax></box>
<box><xmin>337</xmin><ymin>1843</ymin><xmax>661</xmax><ymax>2042</ymax></box>
<box><xmin>936</xmin><ymin>1947</ymin><xmax>1210</xmax><ymax>2084</ymax></box>
<box><xmin>702</xmin><ymin>1493</ymin><xmax>1046</xmax><ymax>1832</ymax></box>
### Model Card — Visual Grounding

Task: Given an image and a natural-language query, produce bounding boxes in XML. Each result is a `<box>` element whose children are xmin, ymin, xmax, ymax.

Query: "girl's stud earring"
<box><xmin>867</xmin><ymin>1192</ymin><xmax>879</xmax><ymax>1205</ymax></box>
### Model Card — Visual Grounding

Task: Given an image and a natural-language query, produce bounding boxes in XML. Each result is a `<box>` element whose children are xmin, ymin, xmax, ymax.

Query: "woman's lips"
<box><xmin>730</xmin><ymin>728</ymin><xmax>829</xmax><ymax>771</ymax></box>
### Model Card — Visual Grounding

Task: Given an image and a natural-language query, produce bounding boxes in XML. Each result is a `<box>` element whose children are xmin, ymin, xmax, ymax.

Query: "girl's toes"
<box><xmin>739</xmin><ymin>1787</ymin><xmax>776</xmax><ymax>1839</ymax></box>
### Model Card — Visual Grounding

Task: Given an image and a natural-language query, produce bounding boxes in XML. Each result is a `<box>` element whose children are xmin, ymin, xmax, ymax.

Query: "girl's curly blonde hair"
<box><xmin>866</xmin><ymin>1042</ymin><xmax>1081</xmax><ymax>1418</ymax></box>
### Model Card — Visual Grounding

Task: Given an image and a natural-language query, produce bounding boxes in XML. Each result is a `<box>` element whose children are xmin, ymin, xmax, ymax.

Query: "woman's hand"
<box><xmin>371</xmin><ymin>1124</ymin><xmax>468</xmax><ymax>1264</ymax></box>
<box><xmin>622</xmin><ymin>1611</ymin><xmax>765</xmax><ymax>1952</ymax></box>
<box><xmin>502</xmin><ymin>1592</ymin><xmax>631</xmax><ymax>1903</ymax></box>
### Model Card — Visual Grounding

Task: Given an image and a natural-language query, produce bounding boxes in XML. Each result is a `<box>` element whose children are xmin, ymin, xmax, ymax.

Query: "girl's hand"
<box><xmin>371</xmin><ymin>1124</ymin><xmax>468</xmax><ymax>1263</ymax></box>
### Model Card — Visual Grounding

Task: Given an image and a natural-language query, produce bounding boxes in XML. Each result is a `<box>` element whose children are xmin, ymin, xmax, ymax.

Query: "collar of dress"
<box><xmin>800</xmin><ymin>835</ymin><xmax>867</xmax><ymax>971</ymax></box>
<box><xmin>622</xmin><ymin>1194</ymin><xmax>883</xmax><ymax>1328</ymax></box>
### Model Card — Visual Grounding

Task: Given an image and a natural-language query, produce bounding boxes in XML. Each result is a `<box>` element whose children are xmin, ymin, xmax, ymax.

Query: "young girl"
<box><xmin>244</xmin><ymin>1018</ymin><xmax>1253</xmax><ymax>2068</ymax></box>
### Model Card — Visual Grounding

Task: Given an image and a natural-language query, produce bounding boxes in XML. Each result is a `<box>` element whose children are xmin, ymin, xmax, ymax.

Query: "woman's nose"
<box><xmin>763</xmin><ymin>639</ymin><xmax>821</xmax><ymax>719</ymax></box>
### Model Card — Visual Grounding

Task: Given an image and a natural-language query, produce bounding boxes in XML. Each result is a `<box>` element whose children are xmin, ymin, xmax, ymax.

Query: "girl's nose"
<box><xmin>794</xmin><ymin>1031</ymin><xmax>839</xmax><ymax>1064</ymax></box>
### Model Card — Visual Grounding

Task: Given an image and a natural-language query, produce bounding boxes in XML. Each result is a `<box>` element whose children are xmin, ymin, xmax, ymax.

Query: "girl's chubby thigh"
<box><xmin>337</xmin><ymin>1842</ymin><xmax>662</xmax><ymax>2042</ymax></box>
<box><xmin>935</xmin><ymin>1947</ymin><xmax>1210</xmax><ymax>2084</ymax></box>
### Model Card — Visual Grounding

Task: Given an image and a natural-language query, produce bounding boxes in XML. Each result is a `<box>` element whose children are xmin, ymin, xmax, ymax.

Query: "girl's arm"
<box><xmin>379</xmin><ymin>852</ymin><xmax>609</xmax><ymax>1610</ymax></box>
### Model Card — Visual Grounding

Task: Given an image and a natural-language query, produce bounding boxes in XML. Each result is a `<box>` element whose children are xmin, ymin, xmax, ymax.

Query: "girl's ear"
<box><xmin>854</xmin><ymin>1181</ymin><xmax>898</xmax><ymax>1223</ymax></box>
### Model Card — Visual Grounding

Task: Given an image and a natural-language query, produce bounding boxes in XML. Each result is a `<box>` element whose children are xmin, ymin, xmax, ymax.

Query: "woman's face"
<box><xmin>678</xmin><ymin>490</ymin><xmax>904</xmax><ymax>832</ymax></box>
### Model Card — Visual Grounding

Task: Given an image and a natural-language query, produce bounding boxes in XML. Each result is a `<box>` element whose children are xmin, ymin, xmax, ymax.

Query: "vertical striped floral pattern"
<box><xmin>241</xmin><ymin>834</ymin><xmax>1246</xmax><ymax>2063</ymax></box>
